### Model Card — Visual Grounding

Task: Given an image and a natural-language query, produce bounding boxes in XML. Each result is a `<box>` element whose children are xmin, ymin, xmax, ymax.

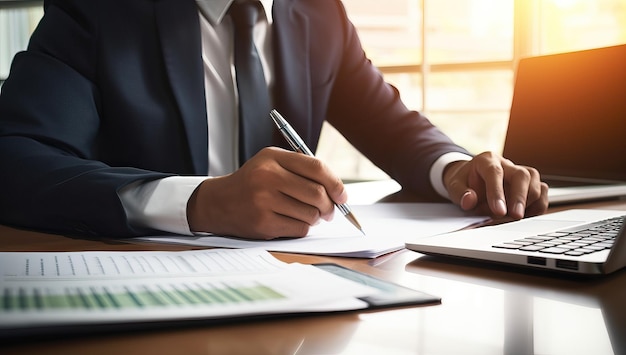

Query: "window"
<box><xmin>316</xmin><ymin>0</ymin><xmax>626</xmax><ymax>181</ymax></box>
<box><xmin>1</xmin><ymin>1</ymin><xmax>625</xmax><ymax>181</ymax></box>
<box><xmin>0</xmin><ymin>1</ymin><xmax>43</xmax><ymax>87</ymax></box>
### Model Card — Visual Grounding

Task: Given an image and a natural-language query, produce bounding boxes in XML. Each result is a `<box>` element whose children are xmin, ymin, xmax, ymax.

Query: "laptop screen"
<box><xmin>502</xmin><ymin>44</ymin><xmax>626</xmax><ymax>184</ymax></box>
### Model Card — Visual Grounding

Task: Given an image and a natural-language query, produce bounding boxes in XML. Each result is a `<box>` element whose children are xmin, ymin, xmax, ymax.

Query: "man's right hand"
<box><xmin>186</xmin><ymin>147</ymin><xmax>348</xmax><ymax>240</ymax></box>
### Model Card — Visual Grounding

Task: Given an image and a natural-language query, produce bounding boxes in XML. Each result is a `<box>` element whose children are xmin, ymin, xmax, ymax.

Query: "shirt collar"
<box><xmin>197</xmin><ymin>0</ymin><xmax>273</xmax><ymax>25</ymax></box>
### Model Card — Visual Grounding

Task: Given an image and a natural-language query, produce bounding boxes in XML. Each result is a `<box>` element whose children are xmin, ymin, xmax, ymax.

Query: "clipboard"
<box><xmin>314</xmin><ymin>263</ymin><xmax>441</xmax><ymax>308</ymax></box>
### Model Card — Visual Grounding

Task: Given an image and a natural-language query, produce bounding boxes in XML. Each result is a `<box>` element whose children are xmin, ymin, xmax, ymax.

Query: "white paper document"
<box><xmin>0</xmin><ymin>248</ymin><xmax>377</xmax><ymax>332</ymax></box>
<box><xmin>136</xmin><ymin>203</ymin><xmax>489</xmax><ymax>258</ymax></box>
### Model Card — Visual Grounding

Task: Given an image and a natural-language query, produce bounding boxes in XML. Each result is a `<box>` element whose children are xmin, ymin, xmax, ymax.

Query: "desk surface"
<box><xmin>2</xmin><ymin>198</ymin><xmax>626</xmax><ymax>355</ymax></box>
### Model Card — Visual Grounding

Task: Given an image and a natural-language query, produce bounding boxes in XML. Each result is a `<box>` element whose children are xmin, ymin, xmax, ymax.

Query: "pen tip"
<box><xmin>345</xmin><ymin>212</ymin><xmax>365</xmax><ymax>236</ymax></box>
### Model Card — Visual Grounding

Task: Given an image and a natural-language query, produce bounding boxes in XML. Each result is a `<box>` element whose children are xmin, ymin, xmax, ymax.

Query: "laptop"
<box><xmin>502</xmin><ymin>44</ymin><xmax>626</xmax><ymax>204</ymax></box>
<box><xmin>406</xmin><ymin>209</ymin><xmax>626</xmax><ymax>275</ymax></box>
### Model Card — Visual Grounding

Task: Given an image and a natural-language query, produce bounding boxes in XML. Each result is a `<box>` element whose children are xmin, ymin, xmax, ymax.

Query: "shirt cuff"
<box><xmin>118</xmin><ymin>176</ymin><xmax>208</xmax><ymax>235</ymax></box>
<box><xmin>429</xmin><ymin>152</ymin><xmax>472</xmax><ymax>200</ymax></box>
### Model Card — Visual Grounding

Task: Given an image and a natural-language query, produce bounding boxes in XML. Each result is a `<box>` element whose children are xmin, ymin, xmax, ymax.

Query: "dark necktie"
<box><xmin>229</xmin><ymin>1</ymin><xmax>273</xmax><ymax>164</ymax></box>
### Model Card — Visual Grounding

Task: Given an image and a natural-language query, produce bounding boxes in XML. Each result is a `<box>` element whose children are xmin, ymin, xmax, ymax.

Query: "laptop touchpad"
<box><xmin>497</xmin><ymin>219</ymin><xmax>579</xmax><ymax>233</ymax></box>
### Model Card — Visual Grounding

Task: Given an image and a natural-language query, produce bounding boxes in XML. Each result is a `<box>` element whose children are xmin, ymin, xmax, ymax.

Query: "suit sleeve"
<box><xmin>0</xmin><ymin>0</ymin><xmax>170</xmax><ymax>237</ymax></box>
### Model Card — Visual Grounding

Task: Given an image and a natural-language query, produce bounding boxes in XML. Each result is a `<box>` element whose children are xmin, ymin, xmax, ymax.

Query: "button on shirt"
<box><xmin>119</xmin><ymin>0</ymin><xmax>470</xmax><ymax>236</ymax></box>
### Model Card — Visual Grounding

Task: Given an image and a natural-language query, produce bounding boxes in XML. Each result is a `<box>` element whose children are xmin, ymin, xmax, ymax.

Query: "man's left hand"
<box><xmin>443</xmin><ymin>151</ymin><xmax>549</xmax><ymax>219</ymax></box>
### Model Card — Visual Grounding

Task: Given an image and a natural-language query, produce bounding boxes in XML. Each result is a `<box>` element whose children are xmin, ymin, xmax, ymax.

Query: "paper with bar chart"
<box><xmin>0</xmin><ymin>248</ymin><xmax>376</xmax><ymax>334</ymax></box>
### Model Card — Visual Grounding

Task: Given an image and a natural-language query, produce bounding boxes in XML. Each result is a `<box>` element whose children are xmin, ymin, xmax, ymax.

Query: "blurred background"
<box><xmin>2</xmin><ymin>0</ymin><xmax>625</xmax><ymax>181</ymax></box>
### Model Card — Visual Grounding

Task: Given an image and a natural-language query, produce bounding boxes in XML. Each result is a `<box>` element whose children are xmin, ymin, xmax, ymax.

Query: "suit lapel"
<box><xmin>271</xmin><ymin>0</ymin><xmax>313</xmax><ymax>148</ymax></box>
<box><xmin>155</xmin><ymin>0</ymin><xmax>209</xmax><ymax>174</ymax></box>
<box><xmin>154</xmin><ymin>0</ymin><xmax>314</xmax><ymax>170</ymax></box>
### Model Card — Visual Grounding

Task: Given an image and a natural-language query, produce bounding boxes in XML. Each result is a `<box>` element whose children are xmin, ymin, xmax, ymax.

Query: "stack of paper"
<box><xmin>0</xmin><ymin>248</ymin><xmax>377</xmax><ymax>338</ymax></box>
<box><xmin>137</xmin><ymin>203</ymin><xmax>489</xmax><ymax>258</ymax></box>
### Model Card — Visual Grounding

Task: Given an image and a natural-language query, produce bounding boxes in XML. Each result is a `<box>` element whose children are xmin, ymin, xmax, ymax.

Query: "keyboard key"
<box><xmin>539</xmin><ymin>247</ymin><xmax>569</xmax><ymax>254</ymax></box>
<box><xmin>493</xmin><ymin>243</ymin><xmax>521</xmax><ymax>250</ymax></box>
<box><xmin>535</xmin><ymin>242</ymin><xmax>558</xmax><ymax>247</ymax></box>
<box><xmin>519</xmin><ymin>245</ymin><xmax>546</xmax><ymax>251</ymax></box>
<box><xmin>563</xmin><ymin>242</ymin><xmax>587</xmax><ymax>248</ymax></box>
<box><xmin>583</xmin><ymin>245</ymin><xmax>608</xmax><ymax>251</ymax></box>
<box><xmin>559</xmin><ymin>235</ymin><xmax>583</xmax><ymax>241</ymax></box>
<box><xmin>529</xmin><ymin>236</ymin><xmax>552</xmax><ymax>240</ymax></box>
<box><xmin>595</xmin><ymin>242</ymin><xmax>614</xmax><ymax>248</ymax></box>
<box><xmin>539</xmin><ymin>232</ymin><xmax>570</xmax><ymax>238</ymax></box>
<box><xmin>558</xmin><ymin>243</ymin><xmax>583</xmax><ymax>250</ymax></box>
<box><xmin>565</xmin><ymin>250</ymin><xmax>586</xmax><ymax>256</ymax></box>
<box><xmin>580</xmin><ymin>238</ymin><xmax>602</xmax><ymax>244</ymax></box>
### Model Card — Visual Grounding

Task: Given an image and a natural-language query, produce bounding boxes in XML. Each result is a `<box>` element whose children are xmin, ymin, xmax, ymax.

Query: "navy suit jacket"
<box><xmin>0</xmin><ymin>0</ymin><xmax>469</xmax><ymax>237</ymax></box>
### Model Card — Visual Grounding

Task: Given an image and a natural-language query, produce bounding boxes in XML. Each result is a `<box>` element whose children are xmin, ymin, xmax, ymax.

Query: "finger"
<box><xmin>269</xmin><ymin>189</ymin><xmax>324</xmax><ymax>225</ymax></box>
<box><xmin>252</xmin><ymin>148</ymin><xmax>338</xmax><ymax>221</ymax></box>
<box><xmin>274</xmin><ymin>171</ymin><xmax>336</xmax><ymax>222</ymax></box>
<box><xmin>523</xmin><ymin>182</ymin><xmax>549</xmax><ymax>217</ymax></box>
<box><xmin>250</xmin><ymin>212</ymin><xmax>313</xmax><ymax>240</ymax></box>
<box><xmin>219</xmin><ymin>183</ymin><xmax>315</xmax><ymax>239</ymax></box>
<box><xmin>441</xmin><ymin>160</ymin><xmax>479</xmax><ymax>208</ymax></box>
<box><xmin>272</xmin><ymin>148</ymin><xmax>348</xmax><ymax>205</ymax></box>
<box><xmin>502</xmin><ymin>164</ymin><xmax>551</xmax><ymax>219</ymax></box>
<box><xmin>474</xmin><ymin>155</ymin><xmax>508</xmax><ymax>216</ymax></box>
<box><xmin>502</xmin><ymin>164</ymin><xmax>532</xmax><ymax>219</ymax></box>
<box><xmin>459</xmin><ymin>189</ymin><xmax>478</xmax><ymax>211</ymax></box>
<box><xmin>238</xmin><ymin>195</ymin><xmax>319</xmax><ymax>240</ymax></box>
<box><xmin>525</xmin><ymin>167</ymin><xmax>545</xmax><ymax>204</ymax></box>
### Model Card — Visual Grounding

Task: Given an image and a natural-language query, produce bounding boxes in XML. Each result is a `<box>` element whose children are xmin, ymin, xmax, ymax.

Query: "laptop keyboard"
<box><xmin>493</xmin><ymin>216</ymin><xmax>624</xmax><ymax>256</ymax></box>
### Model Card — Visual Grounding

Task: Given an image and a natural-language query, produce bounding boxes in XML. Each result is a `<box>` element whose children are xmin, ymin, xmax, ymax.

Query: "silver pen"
<box><xmin>270</xmin><ymin>109</ymin><xmax>365</xmax><ymax>235</ymax></box>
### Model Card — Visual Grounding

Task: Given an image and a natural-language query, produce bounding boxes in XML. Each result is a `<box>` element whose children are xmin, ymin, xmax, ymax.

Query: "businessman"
<box><xmin>0</xmin><ymin>0</ymin><xmax>548</xmax><ymax>239</ymax></box>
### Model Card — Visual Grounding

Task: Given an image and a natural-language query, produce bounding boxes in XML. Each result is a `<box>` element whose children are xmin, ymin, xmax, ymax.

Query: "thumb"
<box><xmin>458</xmin><ymin>189</ymin><xmax>478</xmax><ymax>210</ymax></box>
<box><xmin>444</xmin><ymin>165</ymin><xmax>477</xmax><ymax>209</ymax></box>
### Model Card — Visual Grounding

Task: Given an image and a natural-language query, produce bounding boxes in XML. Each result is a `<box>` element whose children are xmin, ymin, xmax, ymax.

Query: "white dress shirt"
<box><xmin>118</xmin><ymin>0</ymin><xmax>470</xmax><ymax>235</ymax></box>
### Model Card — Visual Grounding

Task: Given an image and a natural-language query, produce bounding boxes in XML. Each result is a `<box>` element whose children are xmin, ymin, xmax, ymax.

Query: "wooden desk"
<box><xmin>3</xmin><ymin>199</ymin><xmax>626</xmax><ymax>355</ymax></box>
